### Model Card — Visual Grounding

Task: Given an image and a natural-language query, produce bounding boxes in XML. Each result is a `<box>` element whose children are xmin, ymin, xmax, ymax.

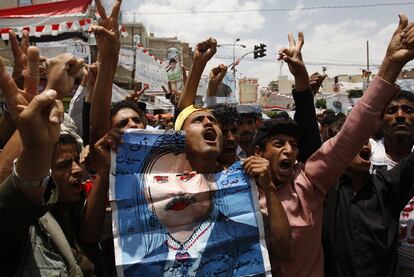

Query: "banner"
<box><xmin>112</xmin><ymin>83</ymin><xmax>130</xmax><ymax>103</ymax></box>
<box><xmin>37</xmin><ymin>38</ymin><xmax>90</xmax><ymax>63</ymax></box>
<box><xmin>110</xmin><ymin>130</ymin><xmax>271</xmax><ymax>277</ymax></box>
<box><xmin>0</xmin><ymin>0</ymin><xmax>92</xmax><ymax>39</ymax></box>
<box><xmin>214</xmin><ymin>72</ymin><xmax>237</xmax><ymax>104</ymax></box>
<box><xmin>118</xmin><ymin>48</ymin><xmax>135</xmax><ymax>72</ymax></box>
<box><xmin>166</xmin><ymin>57</ymin><xmax>182</xmax><ymax>82</ymax></box>
<box><xmin>239</xmin><ymin>78</ymin><xmax>258</xmax><ymax>104</ymax></box>
<box><xmin>135</xmin><ymin>47</ymin><xmax>168</xmax><ymax>91</ymax></box>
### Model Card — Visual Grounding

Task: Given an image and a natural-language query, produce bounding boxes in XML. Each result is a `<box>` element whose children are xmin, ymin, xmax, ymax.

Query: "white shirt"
<box><xmin>370</xmin><ymin>138</ymin><xmax>414</xmax><ymax>249</ymax></box>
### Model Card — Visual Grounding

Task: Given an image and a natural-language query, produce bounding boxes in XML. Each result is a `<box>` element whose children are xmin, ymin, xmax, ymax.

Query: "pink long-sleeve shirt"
<box><xmin>275</xmin><ymin>76</ymin><xmax>399</xmax><ymax>277</ymax></box>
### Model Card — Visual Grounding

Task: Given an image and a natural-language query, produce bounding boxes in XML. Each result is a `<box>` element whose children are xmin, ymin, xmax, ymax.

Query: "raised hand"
<box><xmin>1</xmin><ymin>47</ymin><xmax>42</xmax><ymax>119</ymax></box>
<box><xmin>387</xmin><ymin>14</ymin><xmax>414</xmax><ymax>64</ymax></box>
<box><xmin>194</xmin><ymin>38</ymin><xmax>217</xmax><ymax>64</ymax></box>
<box><xmin>90</xmin><ymin>128</ymin><xmax>124</xmax><ymax>172</ymax></box>
<box><xmin>45</xmin><ymin>53</ymin><xmax>84</xmax><ymax>99</ymax></box>
<box><xmin>1</xmin><ymin>47</ymin><xmax>63</xmax><ymax>145</ymax></box>
<box><xmin>125</xmin><ymin>83</ymin><xmax>149</xmax><ymax>102</ymax></box>
<box><xmin>378</xmin><ymin>14</ymin><xmax>414</xmax><ymax>83</ymax></box>
<box><xmin>309</xmin><ymin>72</ymin><xmax>327</xmax><ymax>95</ymax></box>
<box><xmin>178</xmin><ymin>37</ymin><xmax>216</xmax><ymax>110</ymax></box>
<box><xmin>182</xmin><ymin>65</ymin><xmax>189</xmax><ymax>85</ymax></box>
<box><xmin>242</xmin><ymin>156</ymin><xmax>273</xmax><ymax>191</ymax></box>
<box><xmin>207</xmin><ymin>64</ymin><xmax>227</xmax><ymax>96</ymax></box>
<box><xmin>91</xmin><ymin>0</ymin><xmax>122</xmax><ymax>58</ymax></box>
<box><xmin>278</xmin><ymin>32</ymin><xmax>311</xmax><ymax>92</ymax></box>
<box><xmin>9</xmin><ymin>30</ymin><xmax>29</xmax><ymax>88</ymax></box>
<box><xmin>210</xmin><ymin>64</ymin><xmax>227</xmax><ymax>87</ymax></box>
<box><xmin>278</xmin><ymin>32</ymin><xmax>307</xmax><ymax>77</ymax></box>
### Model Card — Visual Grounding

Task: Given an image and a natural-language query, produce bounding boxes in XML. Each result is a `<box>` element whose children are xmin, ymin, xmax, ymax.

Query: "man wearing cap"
<box><xmin>236</xmin><ymin>104</ymin><xmax>262</xmax><ymax>158</ymax></box>
<box><xmin>174</xmin><ymin>103</ymin><xmax>292</xmax><ymax>269</ymax></box>
<box><xmin>252</xmin><ymin>18</ymin><xmax>414</xmax><ymax>276</ymax></box>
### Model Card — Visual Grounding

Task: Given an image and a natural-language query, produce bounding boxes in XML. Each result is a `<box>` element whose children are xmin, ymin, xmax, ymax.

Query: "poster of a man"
<box><xmin>110</xmin><ymin>130</ymin><xmax>270</xmax><ymax>276</ymax></box>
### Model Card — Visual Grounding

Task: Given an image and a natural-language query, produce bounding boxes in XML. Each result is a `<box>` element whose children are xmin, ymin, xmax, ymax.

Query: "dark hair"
<box><xmin>273</xmin><ymin>111</ymin><xmax>290</xmax><ymax>120</ymax></box>
<box><xmin>321</xmin><ymin>109</ymin><xmax>337</xmax><ymax>127</ymax></box>
<box><xmin>393</xmin><ymin>90</ymin><xmax>414</xmax><ymax>103</ymax></box>
<box><xmin>56</xmin><ymin>133</ymin><xmax>82</xmax><ymax>153</ymax></box>
<box><xmin>321</xmin><ymin>116</ymin><xmax>346</xmax><ymax>142</ymax></box>
<box><xmin>210</xmin><ymin>104</ymin><xmax>240</xmax><ymax>127</ymax></box>
<box><xmin>110</xmin><ymin>100</ymin><xmax>147</xmax><ymax>126</ymax></box>
<box><xmin>254</xmin><ymin>118</ymin><xmax>301</xmax><ymax>150</ymax></box>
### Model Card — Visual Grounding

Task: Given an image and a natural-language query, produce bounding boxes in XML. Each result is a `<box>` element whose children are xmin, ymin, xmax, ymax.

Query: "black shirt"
<box><xmin>323</xmin><ymin>152</ymin><xmax>414</xmax><ymax>277</ymax></box>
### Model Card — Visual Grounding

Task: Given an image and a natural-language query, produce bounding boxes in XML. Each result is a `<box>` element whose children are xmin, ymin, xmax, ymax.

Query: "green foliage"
<box><xmin>263</xmin><ymin>110</ymin><xmax>279</xmax><ymax>118</ymax></box>
<box><xmin>315</xmin><ymin>98</ymin><xmax>327</xmax><ymax>109</ymax></box>
<box><xmin>347</xmin><ymin>89</ymin><xmax>363</xmax><ymax>98</ymax></box>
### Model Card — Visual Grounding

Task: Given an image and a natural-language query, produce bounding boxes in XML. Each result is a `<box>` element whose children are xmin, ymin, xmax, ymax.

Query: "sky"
<box><xmin>104</xmin><ymin>0</ymin><xmax>414</xmax><ymax>87</ymax></box>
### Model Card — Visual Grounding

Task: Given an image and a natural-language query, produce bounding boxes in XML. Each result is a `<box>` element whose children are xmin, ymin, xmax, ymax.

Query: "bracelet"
<box><xmin>12</xmin><ymin>158</ymin><xmax>51</xmax><ymax>188</ymax></box>
<box><xmin>2</xmin><ymin>102</ymin><xmax>9</xmax><ymax>113</ymax></box>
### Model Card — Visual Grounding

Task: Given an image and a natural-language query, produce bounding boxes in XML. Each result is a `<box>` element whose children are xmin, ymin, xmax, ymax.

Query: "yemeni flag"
<box><xmin>0</xmin><ymin>0</ymin><xmax>92</xmax><ymax>42</ymax></box>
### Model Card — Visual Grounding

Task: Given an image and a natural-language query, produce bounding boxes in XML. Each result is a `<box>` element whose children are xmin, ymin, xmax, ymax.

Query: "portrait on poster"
<box><xmin>110</xmin><ymin>130</ymin><xmax>271</xmax><ymax>277</ymax></box>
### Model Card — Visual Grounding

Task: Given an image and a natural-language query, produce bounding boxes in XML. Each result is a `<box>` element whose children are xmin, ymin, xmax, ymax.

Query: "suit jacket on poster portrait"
<box><xmin>124</xmin><ymin>212</ymin><xmax>267</xmax><ymax>277</ymax></box>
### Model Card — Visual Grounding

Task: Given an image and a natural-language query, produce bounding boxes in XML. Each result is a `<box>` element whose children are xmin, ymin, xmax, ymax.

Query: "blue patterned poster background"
<box><xmin>109</xmin><ymin>130</ymin><xmax>270</xmax><ymax>276</ymax></box>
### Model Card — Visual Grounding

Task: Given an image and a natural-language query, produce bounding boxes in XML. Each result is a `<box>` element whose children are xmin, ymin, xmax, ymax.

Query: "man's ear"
<box><xmin>254</xmin><ymin>145</ymin><xmax>263</xmax><ymax>157</ymax></box>
<box><xmin>255</xmin><ymin>118</ymin><xmax>261</xmax><ymax>128</ymax></box>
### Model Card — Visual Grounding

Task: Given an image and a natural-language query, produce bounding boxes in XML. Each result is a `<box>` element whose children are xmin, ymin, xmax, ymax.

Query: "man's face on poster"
<box><xmin>144</xmin><ymin>153</ymin><xmax>213</xmax><ymax>229</ymax></box>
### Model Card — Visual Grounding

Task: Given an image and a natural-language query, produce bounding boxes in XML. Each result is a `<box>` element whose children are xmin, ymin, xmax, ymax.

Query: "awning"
<box><xmin>0</xmin><ymin>0</ymin><xmax>92</xmax><ymax>40</ymax></box>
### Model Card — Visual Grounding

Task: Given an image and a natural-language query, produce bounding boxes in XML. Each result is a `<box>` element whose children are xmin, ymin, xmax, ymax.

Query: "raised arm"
<box><xmin>278</xmin><ymin>32</ymin><xmax>322</xmax><ymax>162</ymax></box>
<box><xmin>125</xmin><ymin>83</ymin><xmax>149</xmax><ymax>102</ymax></box>
<box><xmin>0</xmin><ymin>31</ymin><xmax>29</xmax><ymax>146</ymax></box>
<box><xmin>0</xmin><ymin>46</ymin><xmax>63</xmax><ymax>243</ymax></box>
<box><xmin>9</xmin><ymin>30</ymin><xmax>29</xmax><ymax>89</ymax></box>
<box><xmin>89</xmin><ymin>0</ymin><xmax>121</xmax><ymax>147</ymax></box>
<box><xmin>243</xmin><ymin>156</ymin><xmax>293</xmax><ymax>264</ymax></box>
<box><xmin>78</xmin><ymin>127</ymin><xmax>123</xmax><ymax>243</ymax></box>
<box><xmin>0</xmin><ymin>52</ymin><xmax>83</xmax><ymax>184</ymax></box>
<box><xmin>306</xmin><ymin>14</ymin><xmax>414</xmax><ymax>193</ymax></box>
<box><xmin>177</xmin><ymin>38</ymin><xmax>216</xmax><ymax>110</ymax></box>
<box><xmin>204</xmin><ymin>64</ymin><xmax>227</xmax><ymax>107</ymax></box>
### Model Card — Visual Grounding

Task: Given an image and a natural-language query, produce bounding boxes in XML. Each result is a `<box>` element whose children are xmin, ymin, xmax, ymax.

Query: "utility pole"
<box><xmin>366</xmin><ymin>40</ymin><xmax>370</xmax><ymax>83</ymax></box>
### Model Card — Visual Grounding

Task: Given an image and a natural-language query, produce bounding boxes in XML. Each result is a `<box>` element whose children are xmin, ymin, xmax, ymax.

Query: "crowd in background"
<box><xmin>2</xmin><ymin>0</ymin><xmax>414</xmax><ymax>276</ymax></box>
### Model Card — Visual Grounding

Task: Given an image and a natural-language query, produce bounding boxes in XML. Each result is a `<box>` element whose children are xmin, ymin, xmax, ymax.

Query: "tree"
<box><xmin>347</xmin><ymin>89</ymin><xmax>363</xmax><ymax>98</ymax></box>
<box><xmin>315</xmin><ymin>98</ymin><xmax>327</xmax><ymax>109</ymax></box>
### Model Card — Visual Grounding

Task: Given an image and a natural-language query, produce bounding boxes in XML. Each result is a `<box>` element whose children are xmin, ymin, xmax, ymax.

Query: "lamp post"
<box><xmin>233</xmin><ymin>38</ymin><xmax>240</xmax><ymax>77</ymax></box>
<box><xmin>217</xmin><ymin>41</ymin><xmax>246</xmax><ymax>75</ymax></box>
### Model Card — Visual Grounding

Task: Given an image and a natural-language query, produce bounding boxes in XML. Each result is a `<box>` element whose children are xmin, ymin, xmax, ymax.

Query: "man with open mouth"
<box><xmin>253</xmin><ymin>17</ymin><xmax>414</xmax><ymax>276</ymax></box>
<box><xmin>321</xmin><ymin>112</ymin><xmax>414</xmax><ymax>276</ymax></box>
<box><xmin>369</xmin><ymin>89</ymin><xmax>414</xmax><ymax>275</ymax></box>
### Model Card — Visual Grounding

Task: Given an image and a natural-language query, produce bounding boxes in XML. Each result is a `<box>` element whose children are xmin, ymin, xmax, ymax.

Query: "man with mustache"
<box><xmin>236</xmin><ymin>105</ymin><xmax>262</xmax><ymax>158</ymax></box>
<box><xmin>322</xmin><ymin>114</ymin><xmax>414</xmax><ymax>277</ymax></box>
<box><xmin>173</xmin><ymin>35</ymin><xmax>292</xmax><ymax>270</ymax></box>
<box><xmin>125</xmin><ymin>140</ymin><xmax>269</xmax><ymax>276</ymax></box>
<box><xmin>370</xmin><ymin>90</ymin><xmax>414</xmax><ymax>275</ymax></box>
<box><xmin>254</xmin><ymin>14</ymin><xmax>414</xmax><ymax>276</ymax></box>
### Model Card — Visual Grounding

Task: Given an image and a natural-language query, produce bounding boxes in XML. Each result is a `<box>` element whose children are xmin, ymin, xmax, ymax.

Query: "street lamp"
<box><xmin>233</xmin><ymin>38</ymin><xmax>240</xmax><ymax>77</ymax></box>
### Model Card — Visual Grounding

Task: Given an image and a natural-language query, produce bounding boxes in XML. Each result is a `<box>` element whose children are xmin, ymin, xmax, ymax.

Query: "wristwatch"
<box><xmin>12</xmin><ymin>158</ymin><xmax>51</xmax><ymax>188</ymax></box>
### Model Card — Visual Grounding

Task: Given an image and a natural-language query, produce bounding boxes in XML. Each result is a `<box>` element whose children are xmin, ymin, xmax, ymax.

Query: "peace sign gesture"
<box><xmin>0</xmin><ymin>46</ymin><xmax>63</xmax><ymax>147</ymax></box>
<box><xmin>1</xmin><ymin>46</ymin><xmax>41</xmax><ymax>117</ymax></box>
<box><xmin>91</xmin><ymin>0</ymin><xmax>122</xmax><ymax>58</ymax></box>
<box><xmin>278</xmin><ymin>32</ymin><xmax>307</xmax><ymax>77</ymax></box>
<box><xmin>9</xmin><ymin>30</ymin><xmax>29</xmax><ymax>88</ymax></box>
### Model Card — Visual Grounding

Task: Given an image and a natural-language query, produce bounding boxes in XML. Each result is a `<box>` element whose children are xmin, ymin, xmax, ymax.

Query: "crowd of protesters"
<box><xmin>2</xmin><ymin>0</ymin><xmax>414</xmax><ymax>276</ymax></box>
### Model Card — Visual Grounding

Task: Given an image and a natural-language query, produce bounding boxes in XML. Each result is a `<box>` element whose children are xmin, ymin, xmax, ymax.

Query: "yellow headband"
<box><xmin>174</xmin><ymin>105</ymin><xmax>204</xmax><ymax>131</ymax></box>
